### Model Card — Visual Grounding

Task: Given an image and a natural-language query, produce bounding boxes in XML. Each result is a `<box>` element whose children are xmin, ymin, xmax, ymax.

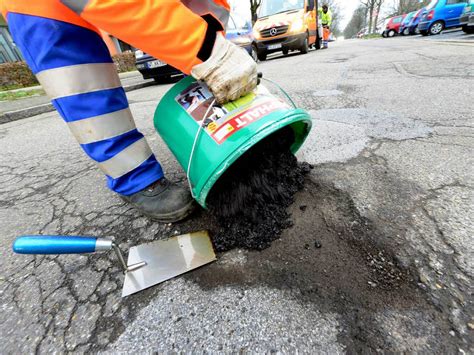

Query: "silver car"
<box><xmin>460</xmin><ymin>0</ymin><xmax>474</xmax><ymax>33</ymax></box>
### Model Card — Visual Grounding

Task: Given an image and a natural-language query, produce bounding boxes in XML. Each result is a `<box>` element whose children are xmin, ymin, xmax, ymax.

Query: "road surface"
<box><xmin>0</xmin><ymin>33</ymin><xmax>472</xmax><ymax>353</ymax></box>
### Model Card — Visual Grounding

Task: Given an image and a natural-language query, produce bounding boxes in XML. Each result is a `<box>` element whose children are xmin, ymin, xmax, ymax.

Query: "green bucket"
<box><xmin>153</xmin><ymin>76</ymin><xmax>312</xmax><ymax>208</ymax></box>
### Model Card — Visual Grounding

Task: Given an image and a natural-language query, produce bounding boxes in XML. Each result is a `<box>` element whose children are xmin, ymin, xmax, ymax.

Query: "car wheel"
<box><xmin>414</xmin><ymin>26</ymin><xmax>420</xmax><ymax>35</ymax></box>
<box><xmin>387</xmin><ymin>29</ymin><xmax>396</xmax><ymax>37</ymax></box>
<box><xmin>315</xmin><ymin>34</ymin><xmax>322</xmax><ymax>50</ymax></box>
<box><xmin>153</xmin><ymin>76</ymin><xmax>169</xmax><ymax>84</ymax></box>
<box><xmin>251</xmin><ymin>44</ymin><xmax>258</xmax><ymax>62</ymax></box>
<box><xmin>282</xmin><ymin>48</ymin><xmax>289</xmax><ymax>56</ymax></box>
<box><xmin>429</xmin><ymin>21</ymin><xmax>444</xmax><ymax>35</ymax></box>
<box><xmin>300</xmin><ymin>34</ymin><xmax>309</xmax><ymax>54</ymax></box>
<box><xmin>462</xmin><ymin>25</ymin><xmax>474</xmax><ymax>34</ymax></box>
<box><xmin>403</xmin><ymin>28</ymin><xmax>410</xmax><ymax>36</ymax></box>
<box><xmin>257</xmin><ymin>52</ymin><xmax>267</xmax><ymax>61</ymax></box>
<box><xmin>420</xmin><ymin>29</ymin><xmax>429</xmax><ymax>36</ymax></box>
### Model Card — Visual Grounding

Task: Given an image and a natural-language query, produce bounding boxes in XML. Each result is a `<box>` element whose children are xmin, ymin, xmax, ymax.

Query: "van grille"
<box><xmin>260</xmin><ymin>25</ymin><xmax>289</xmax><ymax>38</ymax></box>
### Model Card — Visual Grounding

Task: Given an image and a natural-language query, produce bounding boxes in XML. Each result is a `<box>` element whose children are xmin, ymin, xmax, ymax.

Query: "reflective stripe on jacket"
<box><xmin>1</xmin><ymin>0</ymin><xmax>230</xmax><ymax>74</ymax></box>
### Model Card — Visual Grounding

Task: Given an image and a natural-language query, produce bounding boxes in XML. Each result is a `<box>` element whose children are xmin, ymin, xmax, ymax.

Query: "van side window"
<box><xmin>446</xmin><ymin>0</ymin><xmax>466</xmax><ymax>4</ymax></box>
<box><xmin>307</xmin><ymin>0</ymin><xmax>315</xmax><ymax>10</ymax></box>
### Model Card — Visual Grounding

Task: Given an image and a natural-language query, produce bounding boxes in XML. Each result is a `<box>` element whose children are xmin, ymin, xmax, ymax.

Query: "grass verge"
<box><xmin>362</xmin><ymin>34</ymin><xmax>382</xmax><ymax>39</ymax></box>
<box><xmin>0</xmin><ymin>89</ymin><xmax>45</xmax><ymax>101</ymax></box>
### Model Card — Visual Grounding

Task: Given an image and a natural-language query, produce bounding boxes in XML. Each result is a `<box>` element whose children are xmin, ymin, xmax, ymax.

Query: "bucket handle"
<box><xmin>261</xmin><ymin>77</ymin><xmax>297</xmax><ymax>109</ymax></box>
<box><xmin>187</xmin><ymin>96</ymin><xmax>217</xmax><ymax>198</ymax></box>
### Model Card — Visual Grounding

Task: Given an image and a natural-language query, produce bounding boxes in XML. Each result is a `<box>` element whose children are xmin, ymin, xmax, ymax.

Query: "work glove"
<box><xmin>191</xmin><ymin>34</ymin><xmax>258</xmax><ymax>104</ymax></box>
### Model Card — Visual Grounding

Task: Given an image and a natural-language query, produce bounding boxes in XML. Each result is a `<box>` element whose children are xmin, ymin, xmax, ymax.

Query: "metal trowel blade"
<box><xmin>122</xmin><ymin>230</ymin><xmax>216</xmax><ymax>297</ymax></box>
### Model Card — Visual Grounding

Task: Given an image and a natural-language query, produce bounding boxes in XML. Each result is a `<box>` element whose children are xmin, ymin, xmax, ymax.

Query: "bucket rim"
<box><xmin>194</xmin><ymin>109</ymin><xmax>312</xmax><ymax>207</ymax></box>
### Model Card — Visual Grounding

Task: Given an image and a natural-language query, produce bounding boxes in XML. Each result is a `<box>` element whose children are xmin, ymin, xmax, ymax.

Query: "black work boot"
<box><xmin>121</xmin><ymin>178</ymin><xmax>195</xmax><ymax>223</ymax></box>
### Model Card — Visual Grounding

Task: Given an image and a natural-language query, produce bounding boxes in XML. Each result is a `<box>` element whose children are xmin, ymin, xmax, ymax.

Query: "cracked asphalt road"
<box><xmin>1</xmin><ymin>36</ymin><xmax>473</xmax><ymax>353</ymax></box>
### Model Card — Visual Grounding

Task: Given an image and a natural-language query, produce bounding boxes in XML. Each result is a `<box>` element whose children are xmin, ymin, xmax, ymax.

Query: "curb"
<box><xmin>431</xmin><ymin>40</ymin><xmax>474</xmax><ymax>46</ymax></box>
<box><xmin>0</xmin><ymin>81</ymin><xmax>155</xmax><ymax>125</ymax></box>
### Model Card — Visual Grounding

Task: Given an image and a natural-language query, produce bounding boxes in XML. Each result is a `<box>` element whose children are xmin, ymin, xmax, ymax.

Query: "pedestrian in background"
<box><xmin>319</xmin><ymin>4</ymin><xmax>332</xmax><ymax>49</ymax></box>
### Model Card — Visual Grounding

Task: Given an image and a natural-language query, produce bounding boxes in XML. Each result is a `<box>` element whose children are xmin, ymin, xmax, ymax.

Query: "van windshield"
<box><xmin>258</xmin><ymin>0</ymin><xmax>305</xmax><ymax>18</ymax></box>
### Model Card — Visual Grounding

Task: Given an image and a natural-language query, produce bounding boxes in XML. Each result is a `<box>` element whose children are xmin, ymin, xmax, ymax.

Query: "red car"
<box><xmin>382</xmin><ymin>14</ymin><xmax>407</xmax><ymax>37</ymax></box>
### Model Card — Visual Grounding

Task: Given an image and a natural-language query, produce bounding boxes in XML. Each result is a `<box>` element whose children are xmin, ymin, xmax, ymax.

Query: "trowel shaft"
<box><xmin>13</xmin><ymin>235</ymin><xmax>147</xmax><ymax>273</ymax></box>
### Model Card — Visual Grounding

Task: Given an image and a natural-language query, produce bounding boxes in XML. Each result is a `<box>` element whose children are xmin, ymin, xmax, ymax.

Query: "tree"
<box><xmin>373</xmin><ymin>0</ymin><xmax>384</xmax><ymax>33</ymax></box>
<box><xmin>389</xmin><ymin>0</ymin><xmax>430</xmax><ymax>15</ymax></box>
<box><xmin>343</xmin><ymin>5</ymin><xmax>367</xmax><ymax>38</ymax></box>
<box><xmin>360</xmin><ymin>0</ymin><xmax>388</xmax><ymax>34</ymax></box>
<box><xmin>360</xmin><ymin>0</ymin><xmax>376</xmax><ymax>34</ymax></box>
<box><xmin>250</xmin><ymin>0</ymin><xmax>262</xmax><ymax>24</ymax></box>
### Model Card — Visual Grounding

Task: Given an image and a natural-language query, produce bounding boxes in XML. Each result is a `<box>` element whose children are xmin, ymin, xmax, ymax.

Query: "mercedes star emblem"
<box><xmin>270</xmin><ymin>27</ymin><xmax>278</xmax><ymax>36</ymax></box>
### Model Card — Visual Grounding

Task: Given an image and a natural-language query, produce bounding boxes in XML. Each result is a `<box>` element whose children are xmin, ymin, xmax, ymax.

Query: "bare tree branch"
<box><xmin>250</xmin><ymin>0</ymin><xmax>262</xmax><ymax>24</ymax></box>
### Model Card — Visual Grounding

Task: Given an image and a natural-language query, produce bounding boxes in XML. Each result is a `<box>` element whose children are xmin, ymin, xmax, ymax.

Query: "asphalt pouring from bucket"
<box><xmin>206</xmin><ymin>127</ymin><xmax>312</xmax><ymax>252</ymax></box>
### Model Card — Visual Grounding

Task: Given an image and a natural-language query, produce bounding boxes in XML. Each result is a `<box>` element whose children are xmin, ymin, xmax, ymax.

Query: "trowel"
<box><xmin>12</xmin><ymin>231</ymin><xmax>216</xmax><ymax>297</ymax></box>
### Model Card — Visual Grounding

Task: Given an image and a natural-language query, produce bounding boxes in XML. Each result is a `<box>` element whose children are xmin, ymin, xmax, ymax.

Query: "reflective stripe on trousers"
<box><xmin>7</xmin><ymin>13</ymin><xmax>164</xmax><ymax>195</ymax></box>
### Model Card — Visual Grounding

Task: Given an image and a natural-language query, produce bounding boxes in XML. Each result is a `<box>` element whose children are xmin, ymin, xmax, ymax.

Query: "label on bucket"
<box><xmin>175</xmin><ymin>82</ymin><xmax>290</xmax><ymax>144</ymax></box>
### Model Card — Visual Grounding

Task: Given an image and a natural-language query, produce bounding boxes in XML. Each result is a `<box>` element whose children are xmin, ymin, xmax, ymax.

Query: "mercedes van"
<box><xmin>253</xmin><ymin>0</ymin><xmax>322</xmax><ymax>61</ymax></box>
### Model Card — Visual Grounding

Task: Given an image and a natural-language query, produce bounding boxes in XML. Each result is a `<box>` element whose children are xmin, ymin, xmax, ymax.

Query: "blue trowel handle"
<box><xmin>12</xmin><ymin>236</ymin><xmax>113</xmax><ymax>255</ymax></box>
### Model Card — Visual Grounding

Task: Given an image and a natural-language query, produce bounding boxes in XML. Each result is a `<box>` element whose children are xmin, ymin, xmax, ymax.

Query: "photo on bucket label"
<box><xmin>175</xmin><ymin>82</ymin><xmax>291</xmax><ymax>144</ymax></box>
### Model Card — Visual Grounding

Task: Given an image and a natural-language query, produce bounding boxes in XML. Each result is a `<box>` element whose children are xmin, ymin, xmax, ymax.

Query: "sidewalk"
<box><xmin>0</xmin><ymin>71</ymin><xmax>155</xmax><ymax>124</ymax></box>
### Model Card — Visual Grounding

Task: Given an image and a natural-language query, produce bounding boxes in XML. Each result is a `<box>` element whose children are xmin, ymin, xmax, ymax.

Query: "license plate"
<box><xmin>147</xmin><ymin>60</ymin><xmax>166</xmax><ymax>69</ymax></box>
<box><xmin>267</xmin><ymin>43</ymin><xmax>282</xmax><ymax>50</ymax></box>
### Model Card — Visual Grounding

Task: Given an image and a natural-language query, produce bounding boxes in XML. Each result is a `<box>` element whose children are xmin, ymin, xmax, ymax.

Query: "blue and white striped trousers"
<box><xmin>7</xmin><ymin>13</ymin><xmax>164</xmax><ymax>196</ymax></box>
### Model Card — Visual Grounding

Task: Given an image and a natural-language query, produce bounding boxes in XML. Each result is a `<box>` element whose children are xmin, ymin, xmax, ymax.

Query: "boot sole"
<box><xmin>123</xmin><ymin>196</ymin><xmax>196</xmax><ymax>223</ymax></box>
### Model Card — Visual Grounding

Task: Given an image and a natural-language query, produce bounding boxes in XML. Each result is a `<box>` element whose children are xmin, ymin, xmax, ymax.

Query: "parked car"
<box><xmin>253</xmin><ymin>0</ymin><xmax>323</xmax><ymax>61</ymax></box>
<box><xmin>382</xmin><ymin>14</ymin><xmax>407</xmax><ymax>37</ymax></box>
<box><xmin>135</xmin><ymin>13</ymin><xmax>257</xmax><ymax>82</ymax></box>
<box><xmin>399</xmin><ymin>11</ymin><xmax>418</xmax><ymax>35</ymax></box>
<box><xmin>405</xmin><ymin>8</ymin><xmax>426</xmax><ymax>35</ymax></box>
<box><xmin>418</xmin><ymin>0</ymin><xmax>468</xmax><ymax>36</ymax></box>
<box><xmin>135</xmin><ymin>52</ymin><xmax>182</xmax><ymax>83</ymax></box>
<box><xmin>357</xmin><ymin>27</ymin><xmax>369</xmax><ymax>38</ymax></box>
<box><xmin>226</xmin><ymin>13</ymin><xmax>258</xmax><ymax>61</ymax></box>
<box><xmin>379</xmin><ymin>20</ymin><xmax>389</xmax><ymax>36</ymax></box>
<box><xmin>460</xmin><ymin>0</ymin><xmax>474</xmax><ymax>33</ymax></box>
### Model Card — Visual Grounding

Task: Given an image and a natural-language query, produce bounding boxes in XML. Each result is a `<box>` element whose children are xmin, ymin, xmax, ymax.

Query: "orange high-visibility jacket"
<box><xmin>1</xmin><ymin>0</ymin><xmax>230</xmax><ymax>74</ymax></box>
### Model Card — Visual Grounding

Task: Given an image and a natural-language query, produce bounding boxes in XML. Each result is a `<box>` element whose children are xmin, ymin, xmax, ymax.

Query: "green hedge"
<box><xmin>113</xmin><ymin>51</ymin><xmax>136</xmax><ymax>73</ymax></box>
<box><xmin>0</xmin><ymin>52</ymin><xmax>136</xmax><ymax>90</ymax></box>
<box><xmin>0</xmin><ymin>62</ymin><xmax>38</xmax><ymax>90</ymax></box>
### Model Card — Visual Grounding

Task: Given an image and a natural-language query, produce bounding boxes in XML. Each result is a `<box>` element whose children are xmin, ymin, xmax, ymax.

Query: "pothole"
<box><xmin>185</xmin><ymin>179</ymin><xmax>457</xmax><ymax>352</ymax></box>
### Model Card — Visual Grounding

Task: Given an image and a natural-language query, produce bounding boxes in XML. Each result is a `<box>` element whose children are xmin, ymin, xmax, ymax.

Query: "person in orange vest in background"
<box><xmin>319</xmin><ymin>4</ymin><xmax>332</xmax><ymax>49</ymax></box>
<box><xmin>1</xmin><ymin>0</ymin><xmax>257</xmax><ymax>223</ymax></box>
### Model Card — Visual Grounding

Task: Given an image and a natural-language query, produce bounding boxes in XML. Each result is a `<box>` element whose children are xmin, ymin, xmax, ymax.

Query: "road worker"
<box><xmin>319</xmin><ymin>4</ymin><xmax>333</xmax><ymax>48</ymax></box>
<box><xmin>1</xmin><ymin>0</ymin><xmax>258</xmax><ymax>223</ymax></box>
